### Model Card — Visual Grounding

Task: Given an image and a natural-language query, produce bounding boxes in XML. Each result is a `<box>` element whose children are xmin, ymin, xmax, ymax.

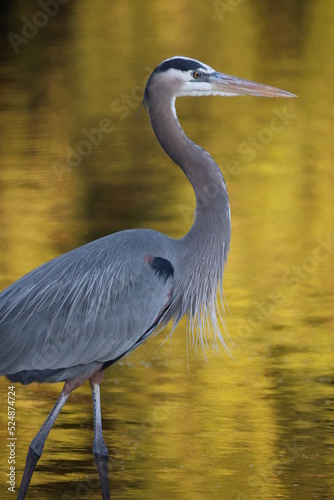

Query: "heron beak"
<box><xmin>210</xmin><ymin>72</ymin><xmax>296</xmax><ymax>98</ymax></box>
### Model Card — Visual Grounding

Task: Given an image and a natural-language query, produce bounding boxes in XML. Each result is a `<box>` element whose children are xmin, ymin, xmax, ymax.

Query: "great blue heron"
<box><xmin>0</xmin><ymin>56</ymin><xmax>295</xmax><ymax>499</ymax></box>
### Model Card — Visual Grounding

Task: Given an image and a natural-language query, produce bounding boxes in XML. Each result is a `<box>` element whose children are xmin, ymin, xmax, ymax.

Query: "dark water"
<box><xmin>0</xmin><ymin>1</ymin><xmax>333</xmax><ymax>499</ymax></box>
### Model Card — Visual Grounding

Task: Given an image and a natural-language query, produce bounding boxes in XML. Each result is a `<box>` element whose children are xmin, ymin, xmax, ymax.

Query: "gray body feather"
<box><xmin>0</xmin><ymin>230</ymin><xmax>175</xmax><ymax>382</ymax></box>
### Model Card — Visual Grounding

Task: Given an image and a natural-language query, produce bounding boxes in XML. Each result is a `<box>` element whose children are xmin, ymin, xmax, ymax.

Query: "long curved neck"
<box><xmin>147</xmin><ymin>92</ymin><xmax>231</xmax><ymax>235</ymax></box>
<box><xmin>146</xmin><ymin>88</ymin><xmax>231</xmax><ymax>332</ymax></box>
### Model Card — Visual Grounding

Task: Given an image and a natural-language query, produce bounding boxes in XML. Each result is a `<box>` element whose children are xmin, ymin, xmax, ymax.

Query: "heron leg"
<box><xmin>17</xmin><ymin>387</ymin><xmax>69</xmax><ymax>500</ymax></box>
<box><xmin>89</xmin><ymin>370</ymin><xmax>110</xmax><ymax>500</ymax></box>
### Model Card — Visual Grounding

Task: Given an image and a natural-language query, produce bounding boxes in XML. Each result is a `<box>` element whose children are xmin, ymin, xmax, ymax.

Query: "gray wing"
<box><xmin>0</xmin><ymin>230</ymin><xmax>174</xmax><ymax>383</ymax></box>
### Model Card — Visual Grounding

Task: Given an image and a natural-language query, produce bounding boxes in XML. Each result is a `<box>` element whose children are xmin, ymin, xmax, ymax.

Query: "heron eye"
<box><xmin>193</xmin><ymin>71</ymin><xmax>202</xmax><ymax>79</ymax></box>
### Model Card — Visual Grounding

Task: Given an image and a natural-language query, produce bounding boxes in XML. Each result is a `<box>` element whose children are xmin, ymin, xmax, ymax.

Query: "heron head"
<box><xmin>143</xmin><ymin>56</ymin><xmax>296</xmax><ymax>107</ymax></box>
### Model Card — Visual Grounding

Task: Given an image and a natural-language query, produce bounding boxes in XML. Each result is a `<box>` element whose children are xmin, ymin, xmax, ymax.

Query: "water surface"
<box><xmin>0</xmin><ymin>2</ymin><xmax>333</xmax><ymax>499</ymax></box>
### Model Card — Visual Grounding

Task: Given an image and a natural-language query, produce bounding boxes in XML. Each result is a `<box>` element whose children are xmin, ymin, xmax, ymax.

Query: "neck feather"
<box><xmin>147</xmin><ymin>89</ymin><xmax>231</xmax><ymax>352</ymax></box>
<box><xmin>147</xmin><ymin>92</ymin><xmax>231</xmax><ymax>241</ymax></box>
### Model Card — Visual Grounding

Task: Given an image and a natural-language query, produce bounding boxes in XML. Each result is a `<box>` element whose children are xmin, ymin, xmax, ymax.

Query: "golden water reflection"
<box><xmin>0</xmin><ymin>1</ymin><xmax>333</xmax><ymax>499</ymax></box>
